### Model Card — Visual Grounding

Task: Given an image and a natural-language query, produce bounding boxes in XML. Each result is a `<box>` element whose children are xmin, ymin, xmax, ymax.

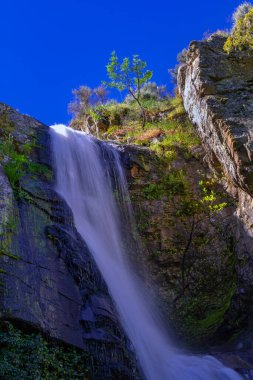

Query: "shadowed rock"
<box><xmin>0</xmin><ymin>104</ymin><xmax>140</xmax><ymax>379</ymax></box>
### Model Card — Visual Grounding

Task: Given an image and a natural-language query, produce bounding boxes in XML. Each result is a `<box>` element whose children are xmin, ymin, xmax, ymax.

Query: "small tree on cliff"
<box><xmin>104</xmin><ymin>51</ymin><xmax>153</xmax><ymax>128</ymax></box>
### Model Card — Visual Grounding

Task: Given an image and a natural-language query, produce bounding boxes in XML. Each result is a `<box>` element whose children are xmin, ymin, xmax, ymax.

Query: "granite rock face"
<box><xmin>178</xmin><ymin>35</ymin><xmax>253</xmax><ymax>193</ymax></box>
<box><xmin>0</xmin><ymin>104</ymin><xmax>139</xmax><ymax>379</ymax></box>
<box><xmin>178</xmin><ymin>35</ymin><xmax>253</xmax><ymax>341</ymax></box>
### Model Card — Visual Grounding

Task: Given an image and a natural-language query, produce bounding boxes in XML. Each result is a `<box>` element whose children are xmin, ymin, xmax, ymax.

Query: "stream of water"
<box><xmin>50</xmin><ymin>124</ymin><xmax>242</xmax><ymax>380</ymax></box>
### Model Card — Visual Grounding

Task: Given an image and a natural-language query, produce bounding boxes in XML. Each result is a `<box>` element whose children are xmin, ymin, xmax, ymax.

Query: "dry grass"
<box><xmin>138</xmin><ymin>128</ymin><xmax>164</xmax><ymax>141</ymax></box>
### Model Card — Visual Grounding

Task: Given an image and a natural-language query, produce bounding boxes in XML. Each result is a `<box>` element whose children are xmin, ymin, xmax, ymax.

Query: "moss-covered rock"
<box><xmin>120</xmin><ymin>137</ymin><xmax>238</xmax><ymax>347</ymax></box>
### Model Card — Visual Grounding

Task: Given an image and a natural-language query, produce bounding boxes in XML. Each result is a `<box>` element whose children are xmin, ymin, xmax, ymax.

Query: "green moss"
<box><xmin>0</xmin><ymin>322</ymin><xmax>92</xmax><ymax>380</ymax></box>
<box><xmin>74</xmin><ymin>94</ymin><xmax>200</xmax><ymax>161</ymax></box>
<box><xmin>143</xmin><ymin>183</ymin><xmax>163</xmax><ymax>200</ymax></box>
<box><xmin>163</xmin><ymin>170</ymin><xmax>188</xmax><ymax>196</ymax></box>
<box><xmin>174</xmin><ymin>285</ymin><xmax>236</xmax><ymax>344</ymax></box>
<box><xmin>143</xmin><ymin>169</ymin><xmax>188</xmax><ymax>200</ymax></box>
<box><xmin>29</xmin><ymin>163</ymin><xmax>52</xmax><ymax>181</ymax></box>
<box><xmin>0</xmin><ymin>249</ymin><xmax>19</xmax><ymax>260</ymax></box>
<box><xmin>0</xmin><ymin>113</ymin><xmax>15</xmax><ymax>138</ymax></box>
<box><xmin>132</xmin><ymin>152</ymin><xmax>236</xmax><ymax>346</ymax></box>
<box><xmin>0</xmin><ymin>138</ymin><xmax>29</xmax><ymax>190</ymax></box>
<box><xmin>0</xmin><ymin>135</ymin><xmax>52</xmax><ymax>196</ymax></box>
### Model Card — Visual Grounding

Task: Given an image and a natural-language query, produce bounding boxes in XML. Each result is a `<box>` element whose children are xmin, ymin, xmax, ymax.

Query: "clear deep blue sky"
<box><xmin>0</xmin><ymin>0</ymin><xmax>243</xmax><ymax>125</ymax></box>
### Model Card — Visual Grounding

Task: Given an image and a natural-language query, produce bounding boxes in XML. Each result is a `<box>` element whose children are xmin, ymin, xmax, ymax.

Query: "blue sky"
<box><xmin>0</xmin><ymin>0</ymin><xmax>244</xmax><ymax>125</ymax></box>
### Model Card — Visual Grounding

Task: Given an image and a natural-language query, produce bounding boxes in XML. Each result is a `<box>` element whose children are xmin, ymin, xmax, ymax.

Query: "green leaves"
<box><xmin>0</xmin><ymin>322</ymin><xmax>91</xmax><ymax>380</ymax></box>
<box><xmin>104</xmin><ymin>51</ymin><xmax>153</xmax><ymax>128</ymax></box>
<box><xmin>105</xmin><ymin>51</ymin><xmax>153</xmax><ymax>97</ymax></box>
<box><xmin>224</xmin><ymin>7</ymin><xmax>253</xmax><ymax>53</ymax></box>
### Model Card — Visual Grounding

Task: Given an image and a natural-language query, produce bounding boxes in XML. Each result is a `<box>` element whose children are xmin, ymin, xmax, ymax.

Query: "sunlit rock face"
<box><xmin>178</xmin><ymin>35</ymin><xmax>253</xmax><ymax>344</ymax></box>
<box><xmin>0</xmin><ymin>104</ymin><xmax>139</xmax><ymax>380</ymax></box>
<box><xmin>178</xmin><ymin>35</ymin><xmax>253</xmax><ymax>194</ymax></box>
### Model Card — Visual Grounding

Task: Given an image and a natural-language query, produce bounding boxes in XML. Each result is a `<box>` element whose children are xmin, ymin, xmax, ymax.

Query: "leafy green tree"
<box><xmin>224</xmin><ymin>4</ymin><xmax>253</xmax><ymax>53</ymax></box>
<box><xmin>105</xmin><ymin>51</ymin><xmax>153</xmax><ymax>128</ymax></box>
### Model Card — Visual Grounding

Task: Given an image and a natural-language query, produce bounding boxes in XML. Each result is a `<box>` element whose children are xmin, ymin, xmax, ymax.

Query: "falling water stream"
<box><xmin>50</xmin><ymin>124</ymin><xmax>242</xmax><ymax>380</ymax></box>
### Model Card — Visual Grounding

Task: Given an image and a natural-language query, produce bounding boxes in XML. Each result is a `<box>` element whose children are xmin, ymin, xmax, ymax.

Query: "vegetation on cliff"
<box><xmin>0</xmin><ymin>322</ymin><xmax>91</xmax><ymax>380</ymax></box>
<box><xmin>104</xmin><ymin>52</ymin><xmax>153</xmax><ymax>128</ymax></box>
<box><xmin>68</xmin><ymin>59</ymin><xmax>239</xmax><ymax>346</ymax></box>
<box><xmin>224</xmin><ymin>2</ymin><xmax>253</xmax><ymax>53</ymax></box>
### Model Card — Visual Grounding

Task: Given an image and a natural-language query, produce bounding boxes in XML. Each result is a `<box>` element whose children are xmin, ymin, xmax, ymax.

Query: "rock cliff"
<box><xmin>2</xmin><ymin>35</ymin><xmax>253</xmax><ymax>377</ymax></box>
<box><xmin>0</xmin><ymin>104</ymin><xmax>139</xmax><ymax>379</ymax></box>
<box><xmin>121</xmin><ymin>141</ymin><xmax>238</xmax><ymax>345</ymax></box>
<box><xmin>178</xmin><ymin>35</ymin><xmax>253</xmax><ymax>343</ymax></box>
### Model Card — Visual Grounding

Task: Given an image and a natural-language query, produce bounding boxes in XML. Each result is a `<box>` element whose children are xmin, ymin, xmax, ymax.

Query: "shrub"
<box><xmin>232</xmin><ymin>2</ymin><xmax>253</xmax><ymax>25</ymax></box>
<box><xmin>224</xmin><ymin>5</ymin><xmax>253</xmax><ymax>53</ymax></box>
<box><xmin>125</xmin><ymin>82</ymin><xmax>168</xmax><ymax>102</ymax></box>
<box><xmin>143</xmin><ymin>170</ymin><xmax>187</xmax><ymax>200</ymax></box>
<box><xmin>0</xmin><ymin>322</ymin><xmax>91</xmax><ymax>380</ymax></box>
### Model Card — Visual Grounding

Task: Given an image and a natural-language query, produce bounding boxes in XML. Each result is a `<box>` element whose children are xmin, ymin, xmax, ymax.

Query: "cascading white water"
<box><xmin>50</xmin><ymin>124</ymin><xmax>242</xmax><ymax>380</ymax></box>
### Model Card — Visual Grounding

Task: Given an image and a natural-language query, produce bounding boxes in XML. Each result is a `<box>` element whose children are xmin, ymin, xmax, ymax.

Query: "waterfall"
<box><xmin>50</xmin><ymin>124</ymin><xmax>242</xmax><ymax>380</ymax></box>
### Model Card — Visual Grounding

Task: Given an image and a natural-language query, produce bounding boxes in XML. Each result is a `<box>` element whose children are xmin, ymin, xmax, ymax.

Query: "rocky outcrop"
<box><xmin>178</xmin><ymin>36</ymin><xmax>253</xmax><ymax>342</ymax></box>
<box><xmin>120</xmin><ymin>142</ymin><xmax>238</xmax><ymax>343</ymax></box>
<box><xmin>178</xmin><ymin>35</ymin><xmax>253</xmax><ymax>194</ymax></box>
<box><xmin>0</xmin><ymin>104</ymin><xmax>139</xmax><ymax>379</ymax></box>
<box><xmin>119</xmin><ymin>131</ymin><xmax>253</xmax><ymax>376</ymax></box>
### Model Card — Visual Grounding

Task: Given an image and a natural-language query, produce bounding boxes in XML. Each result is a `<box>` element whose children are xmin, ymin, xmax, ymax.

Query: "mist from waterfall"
<box><xmin>50</xmin><ymin>124</ymin><xmax>242</xmax><ymax>380</ymax></box>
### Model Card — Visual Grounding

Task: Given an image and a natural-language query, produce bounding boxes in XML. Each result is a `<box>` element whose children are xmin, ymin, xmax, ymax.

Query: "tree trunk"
<box><xmin>136</xmin><ymin>99</ymin><xmax>146</xmax><ymax>129</ymax></box>
<box><xmin>141</xmin><ymin>106</ymin><xmax>146</xmax><ymax>129</ymax></box>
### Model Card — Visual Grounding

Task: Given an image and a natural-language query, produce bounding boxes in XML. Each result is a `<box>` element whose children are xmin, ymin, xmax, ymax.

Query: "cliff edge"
<box><xmin>178</xmin><ymin>35</ymin><xmax>253</xmax><ymax>341</ymax></box>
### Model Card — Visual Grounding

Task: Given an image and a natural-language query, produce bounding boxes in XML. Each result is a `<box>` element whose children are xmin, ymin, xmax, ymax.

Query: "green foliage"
<box><xmin>175</xmin><ymin>282</ymin><xmax>236</xmax><ymax>344</ymax></box>
<box><xmin>163</xmin><ymin>170</ymin><xmax>187</xmax><ymax>196</ymax></box>
<box><xmin>143</xmin><ymin>169</ymin><xmax>187</xmax><ymax>200</ymax></box>
<box><xmin>101</xmin><ymin>96</ymin><xmax>200</xmax><ymax>162</ymax></box>
<box><xmin>0</xmin><ymin>112</ymin><xmax>15</xmax><ymax>138</ymax></box>
<box><xmin>105</xmin><ymin>51</ymin><xmax>153</xmax><ymax>95</ymax></box>
<box><xmin>105</xmin><ymin>51</ymin><xmax>153</xmax><ymax>128</ymax></box>
<box><xmin>168</xmin><ymin>96</ymin><xmax>187</xmax><ymax>119</ymax></box>
<box><xmin>30</xmin><ymin>163</ymin><xmax>52</xmax><ymax>181</ymax></box>
<box><xmin>224</xmin><ymin>6</ymin><xmax>253</xmax><ymax>53</ymax></box>
<box><xmin>175</xmin><ymin>177</ymin><xmax>229</xmax><ymax>218</ymax></box>
<box><xmin>1</xmin><ymin>141</ymin><xmax>29</xmax><ymax>188</ymax></box>
<box><xmin>0</xmin><ymin>322</ymin><xmax>91</xmax><ymax>380</ymax></box>
<box><xmin>199</xmin><ymin>178</ymin><xmax>228</xmax><ymax>212</ymax></box>
<box><xmin>150</xmin><ymin>120</ymin><xmax>200</xmax><ymax>159</ymax></box>
<box><xmin>143</xmin><ymin>183</ymin><xmax>163</xmax><ymax>200</ymax></box>
<box><xmin>0</xmin><ymin>137</ymin><xmax>52</xmax><ymax>198</ymax></box>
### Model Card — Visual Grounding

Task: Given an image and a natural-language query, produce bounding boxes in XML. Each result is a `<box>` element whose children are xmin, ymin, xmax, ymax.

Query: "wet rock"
<box><xmin>0</xmin><ymin>104</ymin><xmax>140</xmax><ymax>379</ymax></box>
